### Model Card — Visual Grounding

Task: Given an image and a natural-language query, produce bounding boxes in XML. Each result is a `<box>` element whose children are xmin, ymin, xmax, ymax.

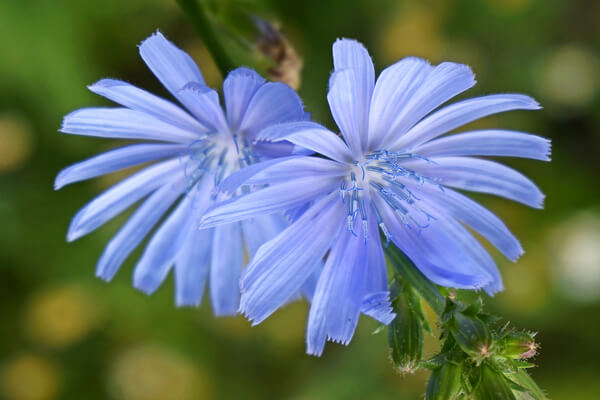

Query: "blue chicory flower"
<box><xmin>200</xmin><ymin>38</ymin><xmax>550</xmax><ymax>355</ymax></box>
<box><xmin>55</xmin><ymin>32</ymin><xmax>310</xmax><ymax>315</ymax></box>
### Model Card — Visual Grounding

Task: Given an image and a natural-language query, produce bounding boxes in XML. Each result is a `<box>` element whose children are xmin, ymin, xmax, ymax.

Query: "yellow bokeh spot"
<box><xmin>1</xmin><ymin>354</ymin><xmax>60</xmax><ymax>400</ymax></box>
<box><xmin>378</xmin><ymin>2</ymin><xmax>447</xmax><ymax>63</ymax></box>
<box><xmin>537</xmin><ymin>44</ymin><xmax>600</xmax><ymax>108</ymax></box>
<box><xmin>23</xmin><ymin>283</ymin><xmax>102</xmax><ymax>349</ymax></box>
<box><xmin>108</xmin><ymin>344</ymin><xmax>213</xmax><ymax>400</ymax></box>
<box><xmin>0</xmin><ymin>113</ymin><xmax>34</xmax><ymax>173</ymax></box>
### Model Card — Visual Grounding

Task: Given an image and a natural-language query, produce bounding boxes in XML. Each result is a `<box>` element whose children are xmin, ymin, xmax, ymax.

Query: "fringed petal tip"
<box><xmin>137</xmin><ymin>30</ymin><xmax>165</xmax><ymax>49</ymax></box>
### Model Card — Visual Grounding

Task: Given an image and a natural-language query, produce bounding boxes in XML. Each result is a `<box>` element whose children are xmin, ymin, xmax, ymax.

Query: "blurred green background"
<box><xmin>1</xmin><ymin>0</ymin><xmax>599</xmax><ymax>399</ymax></box>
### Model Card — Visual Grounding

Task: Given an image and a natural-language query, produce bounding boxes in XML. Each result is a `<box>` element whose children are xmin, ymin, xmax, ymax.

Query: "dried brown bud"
<box><xmin>254</xmin><ymin>17</ymin><xmax>303</xmax><ymax>90</ymax></box>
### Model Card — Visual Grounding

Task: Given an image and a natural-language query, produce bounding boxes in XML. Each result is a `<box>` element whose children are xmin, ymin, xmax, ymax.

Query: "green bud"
<box><xmin>472</xmin><ymin>364</ymin><xmax>517</xmax><ymax>400</ymax></box>
<box><xmin>388</xmin><ymin>281</ymin><xmax>424</xmax><ymax>373</ymax></box>
<box><xmin>426</xmin><ymin>362</ymin><xmax>463</xmax><ymax>400</ymax></box>
<box><xmin>500</xmin><ymin>331</ymin><xmax>537</xmax><ymax>360</ymax></box>
<box><xmin>450</xmin><ymin>312</ymin><xmax>493</xmax><ymax>363</ymax></box>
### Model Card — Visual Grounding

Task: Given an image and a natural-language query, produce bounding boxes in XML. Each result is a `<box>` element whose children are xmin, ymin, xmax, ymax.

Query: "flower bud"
<box><xmin>472</xmin><ymin>364</ymin><xmax>517</xmax><ymax>400</ymax></box>
<box><xmin>449</xmin><ymin>312</ymin><xmax>493</xmax><ymax>362</ymax></box>
<box><xmin>388</xmin><ymin>283</ymin><xmax>424</xmax><ymax>373</ymax></box>
<box><xmin>500</xmin><ymin>331</ymin><xmax>537</xmax><ymax>360</ymax></box>
<box><xmin>426</xmin><ymin>362</ymin><xmax>462</xmax><ymax>400</ymax></box>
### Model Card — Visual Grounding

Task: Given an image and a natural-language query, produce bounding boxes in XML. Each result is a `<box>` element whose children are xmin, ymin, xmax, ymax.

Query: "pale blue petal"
<box><xmin>61</xmin><ymin>107</ymin><xmax>200</xmax><ymax>142</ymax></box>
<box><xmin>374</xmin><ymin>195</ymin><xmax>493</xmax><ymax>289</ymax></box>
<box><xmin>175</xmin><ymin>226</ymin><xmax>213</xmax><ymax>307</ymax></box>
<box><xmin>244</xmin><ymin>157</ymin><xmax>347</xmax><ymax>186</ymax></box>
<box><xmin>411</xmin><ymin>156</ymin><xmax>545</xmax><ymax>208</ymax></box>
<box><xmin>433</xmin><ymin>216</ymin><xmax>503</xmax><ymax>295</ymax></box>
<box><xmin>88</xmin><ymin>79</ymin><xmax>204</xmax><ymax>132</ymax></box>
<box><xmin>240</xmin><ymin>194</ymin><xmax>343</xmax><ymax>325</ymax></box>
<box><xmin>364</xmin><ymin>215</ymin><xmax>388</xmax><ymax>294</ymax></box>
<box><xmin>55</xmin><ymin>144</ymin><xmax>185</xmax><ymax>189</ymax></box>
<box><xmin>324</xmin><ymin>228</ymin><xmax>369</xmax><ymax>345</ymax></box>
<box><xmin>306</xmin><ymin>227</ymin><xmax>351</xmax><ymax>356</ymax></box>
<box><xmin>360</xmin><ymin>292</ymin><xmax>395</xmax><ymax>324</ymax></box>
<box><xmin>368</xmin><ymin>57</ymin><xmax>433</xmax><ymax>150</ymax></box>
<box><xmin>67</xmin><ymin>158</ymin><xmax>182</xmax><ymax>241</ymax></box>
<box><xmin>95</xmin><ymin>180</ymin><xmax>183</xmax><ymax>281</ymax></box>
<box><xmin>241</xmin><ymin>213</ymin><xmax>288</xmax><ymax>257</ymax></box>
<box><xmin>133</xmin><ymin>194</ymin><xmax>194</xmax><ymax>294</ymax></box>
<box><xmin>223</xmin><ymin>67</ymin><xmax>265</xmax><ymax>130</ymax></box>
<box><xmin>210</xmin><ymin>222</ymin><xmax>244</xmax><ymax>316</ymax></box>
<box><xmin>300</xmin><ymin>262</ymin><xmax>323</xmax><ymax>302</ymax></box>
<box><xmin>177</xmin><ymin>83</ymin><xmax>229</xmax><ymax>133</ymax></box>
<box><xmin>138</xmin><ymin>32</ymin><xmax>205</xmax><ymax>105</ymax></box>
<box><xmin>217</xmin><ymin>156</ymin><xmax>299</xmax><ymax>194</ymax></box>
<box><xmin>389</xmin><ymin>94</ymin><xmax>541</xmax><ymax>151</ymax></box>
<box><xmin>414</xmin><ymin>130</ymin><xmax>551</xmax><ymax>161</ymax></box>
<box><xmin>201</xmin><ymin>176</ymin><xmax>340</xmax><ymax>228</ymax></box>
<box><xmin>257</xmin><ymin>121</ymin><xmax>353</xmax><ymax>163</ymax></box>
<box><xmin>251</xmin><ymin>140</ymin><xmax>314</xmax><ymax>158</ymax></box>
<box><xmin>376</xmin><ymin>61</ymin><xmax>476</xmax><ymax>150</ymax></box>
<box><xmin>239</xmin><ymin>82</ymin><xmax>305</xmax><ymax>139</ymax></box>
<box><xmin>331</xmin><ymin>38</ymin><xmax>374</xmax><ymax>153</ymax></box>
<box><xmin>410</xmin><ymin>185</ymin><xmax>523</xmax><ymax>261</ymax></box>
<box><xmin>327</xmin><ymin>69</ymin><xmax>364</xmax><ymax>159</ymax></box>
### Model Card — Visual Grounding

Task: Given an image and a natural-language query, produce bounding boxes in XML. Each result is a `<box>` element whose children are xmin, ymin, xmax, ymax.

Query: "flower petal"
<box><xmin>88</xmin><ymin>79</ymin><xmax>204</xmax><ymax>132</ymax></box>
<box><xmin>368</xmin><ymin>57</ymin><xmax>433</xmax><ymax>150</ymax></box>
<box><xmin>138</xmin><ymin>32</ymin><xmax>205</xmax><ymax>106</ymax></box>
<box><xmin>410</xmin><ymin>185</ymin><xmax>523</xmax><ymax>261</ymax></box>
<box><xmin>133</xmin><ymin>193</ymin><xmax>195</xmax><ymax>295</ymax></box>
<box><xmin>240</xmin><ymin>194</ymin><xmax>343</xmax><ymax>325</ymax></box>
<box><xmin>241</xmin><ymin>213</ymin><xmax>288</xmax><ymax>257</ymax></box>
<box><xmin>331</xmin><ymin>39</ymin><xmax>374</xmax><ymax>153</ymax></box>
<box><xmin>389</xmin><ymin>94</ymin><xmax>541</xmax><ymax>151</ymax></box>
<box><xmin>55</xmin><ymin>144</ymin><xmax>185</xmax><ymax>189</ymax></box>
<box><xmin>217</xmin><ymin>156</ymin><xmax>300</xmax><ymax>194</ymax></box>
<box><xmin>210</xmin><ymin>222</ymin><xmax>244</xmax><ymax>316</ymax></box>
<box><xmin>61</xmin><ymin>107</ymin><xmax>200</xmax><ymax>142</ymax></box>
<box><xmin>327</xmin><ymin>69</ymin><xmax>364</xmax><ymax>159</ymax></box>
<box><xmin>239</xmin><ymin>82</ymin><xmax>305</xmax><ymax>139</ymax></box>
<box><xmin>67</xmin><ymin>158</ymin><xmax>182</xmax><ymax>241</ymax></box>
<box><xmin>414</xmin><ymin>130</ymin><xmax>551</xmax><ymax>161</ymax></box>
<box><xmin>373</xmin><ymin>195</ymin><xmax>493</xmax><ymax>290</ymax></box>
<box><xmin>95</xmin><ymin>180</ymin><xmax>183</xmax><ymax>282</ymax></box>
<box><xmin>411</xmin><ymin>156</ymin><xmax>545</xmax><ymax>208</ymax></box>
<box><xmin>244</xmin><ymin>157</ymin><xmax>347</xmax><ymax>186</ymax></box>
<box><xmin>177</xmin><ymin>83</ymin><xmax>229</xmax><ymax>133</ymax></box>
<box><xmin>375</xmin><ymin>61</ymin><xmax>476</xmax><ymax>150</ymax></box>
<box><xmin>175</xmin><ymin>226</ymin><xmax>213</xmax><ymax>307</ymax></box>
<box><xmin>223</xmin><ymin>67</ymin><xmax>265</xmax><ymax>130</ymax></box>
<box><xmin>201</xmin><ymin>176</ymin><xmax>340</xmax><ymax>228</ymax></box>
<box><xmin>257</xmin><ymin>121</ymin><xmax>353</xmax><ymax>163</ymax></box>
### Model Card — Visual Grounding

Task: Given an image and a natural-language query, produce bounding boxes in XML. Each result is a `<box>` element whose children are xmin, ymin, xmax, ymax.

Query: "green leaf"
<box><xmin>507</xmin><ymin>369</ymin><xmax>549</xmax><ymax>400</ymax></box>
<box><xmin>385</xmin><ymin>244</ymin><xmax>445</xmax><ymax>315</ymax></box>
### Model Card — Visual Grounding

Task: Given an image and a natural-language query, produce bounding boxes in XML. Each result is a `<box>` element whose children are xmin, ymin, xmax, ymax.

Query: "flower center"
<box><xmin>340</xmin><ymin>151</ymin><xmax>441</xmax><ymax>244</ymax></box>
<box><xmin>181</xmin><ymin>131</ymin><xmax>253</xmax><ymax>194</ymax></box>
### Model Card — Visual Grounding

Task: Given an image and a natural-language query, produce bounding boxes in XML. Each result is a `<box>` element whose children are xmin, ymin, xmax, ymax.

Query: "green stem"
<box><xmin>176</xmin><ymin>0</ymin><xmax>236</xmax><ymax>77</ymax></box>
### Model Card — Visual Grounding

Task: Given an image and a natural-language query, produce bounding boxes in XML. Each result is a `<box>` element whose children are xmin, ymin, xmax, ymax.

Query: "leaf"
<box><xmin>385</xmin><ymin>244</ymin><xmax>445</xmax><ymax>315</ymax></box>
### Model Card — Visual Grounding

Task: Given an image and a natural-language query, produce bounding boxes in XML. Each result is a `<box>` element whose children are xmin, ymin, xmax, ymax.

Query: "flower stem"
<box><xmin>176</xmin><ymin>0</ymin><xmax>236</xmax><ymax>77</ymax></box>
